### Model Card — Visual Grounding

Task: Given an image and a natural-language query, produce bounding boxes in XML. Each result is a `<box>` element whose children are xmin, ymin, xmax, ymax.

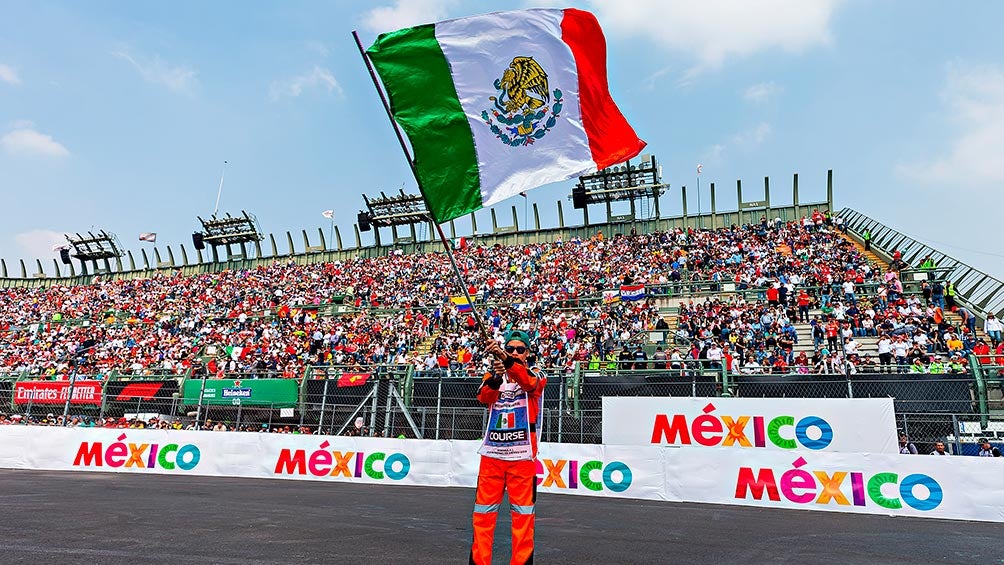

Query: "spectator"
<box><xmin>977</xmin><ymin>438</ymin><xmax>1002</xmax><ymax>458</ymax></box>
<box><xmin>984</xmin><ymin>313</ymin><xmax>1002</xmax><ymax>347</ymax></box>
<box><xmin>930</xmin><ymin>441</ymin><xmax>949</xmax><ymax>456</ymax></box>
<box><xmin>346</xmin><ymin>416</ymin><xmax>369</xmax><ymax>437</ymax></box>
<box><xmin>899</xmin><ymin>434</ymin><xmax>918</xmax><ymax>455</ymax></box>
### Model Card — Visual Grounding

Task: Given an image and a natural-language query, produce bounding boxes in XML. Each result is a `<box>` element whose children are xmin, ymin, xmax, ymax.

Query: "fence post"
<box><xmin>99</xmin><ymin>374</ymin><xmax>109</xmax><ymax>421</ymax></box>
<box><xmin>318</xmin><ymin>378</ymin><xmax>330</xmax><ymax>435</ymax></box>
<box><xmin>383</xmin><ymin>376</ymin><xmax>394</xmax><ymax>437</ymax></box>
<box><xmin>969</xmin><ymin>354</ymin><xmax>989</xmax><ymax>428</ymax></box>
<box><xmin>571</xmin><ymin>362</ymin><xmax>581</xmax><ymax>417</ymax></box>
<box><xmin>951</xmin><ymin>414</ymin><xmax>962</xmax><ymax>455</ymax></box>
<box><xmin>194</xmin><ymin>376</ymin><xmax>208</xmax><ymax>427</ymax></box>
<box><xmin>557</xmin><ymin>374</ymin><xmax>564</xmax><ymax>443</ymax></box>
<box><xmin>434</xmin><ymin>376</ymin><xmax>442</xmax><ymax>440</ymax></box>
<box><xmin>61</xmin><ymin>367</ymin><xmax>77</xmax><ymax>425</ymax></box>
<box><xmin>719</xmin><ymin>363</ymin><xmax>731</xmax><ymax>397</ymax></box>
<box><xmin>368</xmin><ymin>378</ymin><xmax>380</xmax><ymax>437</ymax></box>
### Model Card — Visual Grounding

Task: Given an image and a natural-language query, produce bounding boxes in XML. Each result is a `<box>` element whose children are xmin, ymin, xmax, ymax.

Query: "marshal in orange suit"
<box><xmin>470</xmin><ymin>330</ymin><xmax>546</xmax><ymax>565</ymax></box>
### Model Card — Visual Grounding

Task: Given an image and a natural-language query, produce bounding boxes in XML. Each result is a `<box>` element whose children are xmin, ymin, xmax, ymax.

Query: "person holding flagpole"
<box><xmin>471</xmin><ymin>330</ymin><xmax>546</xmax><ymax>565</ymax></box>
<box><xmin>356</xmin><ymin>8</ymin><xmax>643</xmax><ymax>563</ymax></box>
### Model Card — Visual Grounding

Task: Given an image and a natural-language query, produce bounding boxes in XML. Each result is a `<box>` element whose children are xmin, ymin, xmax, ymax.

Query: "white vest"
<box><xmin>479</xmin><ymin>378</ymin><xmax>536</xmax><ymax>461</ymax></box>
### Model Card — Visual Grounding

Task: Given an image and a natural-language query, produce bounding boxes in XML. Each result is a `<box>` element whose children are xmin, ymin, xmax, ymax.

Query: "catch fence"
<box><xmin>1</xmin><ymin>364</ymin><xmax>999</xmax><ymax>453</ymax></box>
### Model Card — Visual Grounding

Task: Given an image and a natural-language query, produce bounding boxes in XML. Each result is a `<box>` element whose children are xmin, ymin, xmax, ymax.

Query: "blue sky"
<box><xmin>2</xmin><ymin>1</ymin><xmax>1004</xmax><ymax>278</ymax></box>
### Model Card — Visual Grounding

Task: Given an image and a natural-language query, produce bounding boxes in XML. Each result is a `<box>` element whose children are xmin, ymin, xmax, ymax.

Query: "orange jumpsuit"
<box><xmin>469</xmin><ymin>360</ymin><xmax>546</xmax><ymax>565</ymax></box>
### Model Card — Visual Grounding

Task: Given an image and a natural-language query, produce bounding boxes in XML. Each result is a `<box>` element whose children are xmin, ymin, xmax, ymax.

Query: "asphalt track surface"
<box><xmin>0</xmin><ymin>470</ymin><xmax>1000</xmax><ymax>564</ymax></box>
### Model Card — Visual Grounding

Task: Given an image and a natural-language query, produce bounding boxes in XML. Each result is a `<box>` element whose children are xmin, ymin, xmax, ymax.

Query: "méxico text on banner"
<box><xmin>662</xmin><ymin>447</ymin><xmax>1004</xmax><ymax>523</ymax></box>
<box><xmin>0</xmin><ymin>428</ymin><xmax>1001</xmax><ymax>522</ymax></box>
<box><xmin>602</xmin><ymin>397</ymin><xmax>898</xmax><ymax>453</ymax></box>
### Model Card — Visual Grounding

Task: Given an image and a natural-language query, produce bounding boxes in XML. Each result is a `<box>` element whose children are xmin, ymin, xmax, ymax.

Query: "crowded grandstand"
<box><xmin>1</xmin><ymin>199</ymin><xmax>1001</xmax><ymax>454</ymax></box>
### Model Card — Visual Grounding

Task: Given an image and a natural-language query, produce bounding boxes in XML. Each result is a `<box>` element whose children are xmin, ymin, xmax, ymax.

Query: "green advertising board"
<box><xmin>182</xmin><ymin>379</ymin><xmax>299</xmax><ymax>408</ymax></box>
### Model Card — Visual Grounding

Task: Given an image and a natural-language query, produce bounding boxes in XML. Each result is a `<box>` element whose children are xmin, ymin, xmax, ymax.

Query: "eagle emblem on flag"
<box><xmin>482</xmin><ymin>56</ymin><xmax>563</xmax><ymax>147</ymax></box>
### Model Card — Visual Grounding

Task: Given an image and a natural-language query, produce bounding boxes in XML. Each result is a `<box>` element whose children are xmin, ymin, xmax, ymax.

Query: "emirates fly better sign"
<box><xmin>602</xmin><ymin>397</ymin><xmax>899</xmax><ymax>453</ymax></box>
<box><xmin>14</xmin><ymin>381</ymin><xmax>104</xmax><ymax>406</ymax></box>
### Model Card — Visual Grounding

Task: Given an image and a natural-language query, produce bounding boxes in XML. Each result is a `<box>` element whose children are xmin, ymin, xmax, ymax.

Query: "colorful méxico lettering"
<box><xmin>651</xmin><ymin>402</ymin><xmax>834</xmax><ymax>450</ymax></box>
<box><xmin>273</xmin><ymin>440</ymin><xmax>411</xmax><ymax>480</ymax></box>
<box><xmin>734</xmin><ymin>456</ymin><xmax>943</xmax><ymax>511</ymax></box>
<box><xmin>535</xmin><ymin>458</ymin><xmax>632</xmax><ymax>492</ymax></box>
<box><xmin>72</xmin><ymin>433</ymin><xmax>201</xmax><ymax>471</ymax></box>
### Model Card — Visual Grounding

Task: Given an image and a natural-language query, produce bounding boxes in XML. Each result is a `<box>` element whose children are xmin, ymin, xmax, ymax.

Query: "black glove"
<box><xmin>482</xmin><ymin>373</ymin><xmax>503</xmax><ymax>390</ymax></box>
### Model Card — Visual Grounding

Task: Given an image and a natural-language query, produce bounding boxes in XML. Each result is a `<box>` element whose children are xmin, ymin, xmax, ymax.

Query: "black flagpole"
<box><xmin>351</xmin><ymin>30</ymin><xmax>490</xmax><ymax>340</ymax></box>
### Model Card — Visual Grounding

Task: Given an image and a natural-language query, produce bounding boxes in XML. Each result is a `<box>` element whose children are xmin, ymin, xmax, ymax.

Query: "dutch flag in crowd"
<box><xmin>619</xmin><ymin>284</ymin><xmax>646</xmax><ymax>301</ymax></box>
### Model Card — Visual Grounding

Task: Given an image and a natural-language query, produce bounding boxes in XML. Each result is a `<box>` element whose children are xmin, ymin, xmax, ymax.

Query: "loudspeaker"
<box><xmin>59</xmin><ymin>248</ymin><xmax>72</xmax><ymax>265</ymax></box>
<box><xmin>357</xmin><ymin>211</ymin><xmax>372</xmax><ymax>232</ymax></box>
<box><xmin>572</xmin><ymin>184</ymin><xmax>587</xmax><ymax>209</ymax></box>
<box><xmin>192</xmin><ymin>232</ymin><xmax>205</xmax><ymax>250</ymax></box>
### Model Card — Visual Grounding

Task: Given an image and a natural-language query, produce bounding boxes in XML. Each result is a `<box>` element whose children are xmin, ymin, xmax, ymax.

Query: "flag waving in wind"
<box><xmin>367</xmin><ymin>8</ymin><xmax>645</xmax><ymax>223</ymax></box>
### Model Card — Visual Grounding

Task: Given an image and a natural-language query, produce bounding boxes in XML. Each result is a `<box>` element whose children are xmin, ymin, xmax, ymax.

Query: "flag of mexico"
<box><xmin>367</xmin><ymin>8</ymin><xmax>645</xmax><ymax>223</ymax></box>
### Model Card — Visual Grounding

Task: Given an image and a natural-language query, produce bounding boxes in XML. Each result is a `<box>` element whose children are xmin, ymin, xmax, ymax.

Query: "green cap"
<box><xmin>504</xmin><ymin>330</ymin><xmax>532</xmax><ymax>347</ymax></box>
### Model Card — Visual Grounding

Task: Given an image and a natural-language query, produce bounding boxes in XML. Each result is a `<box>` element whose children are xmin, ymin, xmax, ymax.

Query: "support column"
<box><xmin>826</xmin><ymin>169</ymin><xmax>834</xmax><ymax>210</ymax></box>
<box><xmin>710</xmin><ymin>182</ymin><xmax>717</xmax><ymax>230</ymax></box>
<box><xmin>793</xmin><ymin>173</ymin><xmax>800</xmax><ymax>219</ymax></box>
<box><xmin>764</xmin><ymin>176</ymin><xmax>771</xmax><ymax>218</ymax></box>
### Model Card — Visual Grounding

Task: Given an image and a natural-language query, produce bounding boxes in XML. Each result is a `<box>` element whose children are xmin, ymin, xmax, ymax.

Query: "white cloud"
<box><xmin>113</xmin><ymin>50</ymin><xmax>197</xmax><ymax>93</ymax></box>
<box><xmin>897</xmin><ymin>62</ymin><xmax>1004</xmax><ymax>186</ymax></box>
<box><xmin>743</xmin><ymin>81</ymin><xmax>781</xmax><ymax>103</ymax></box>
<box><xmin>361</xmin><ymin>0</ymin><xmax>458</xmax><ymax>33</ymax></box>
<box><xmin>1</xmin><ymin>127</ymin><xmax>70</xmax><ymax>157</ymax></box>
<box><xmin>702</xmin><ymin>122</ymin><xmax>771</xmax><ymax>163</ymax></box>
<box><xmin>591</xmin><ymin>1</ymin><xmax>840</xmax><ymax>78</ymax></box>
<box><xmin>304</xmin><ymin>40</ymin><xmax>331</xmax><ymax>58</ymax></box>
<box><xmin>268</xmin><ymin>66</ymin><xmax>343</xmax><ymax>101</ymax></box>
<box><xmin>730</xmin><ymin>122</ymin><xmax>772</xmax><ymax>146</ymax></box>
<box><xmin>15</xmin><ymin>229</ymin><xmax>68</xmax><ymax>259</ymax></box>
<box><xmin>0</xmin><ymin>64</ymin><xmax>20</xmax><ymax>85</ymax></box>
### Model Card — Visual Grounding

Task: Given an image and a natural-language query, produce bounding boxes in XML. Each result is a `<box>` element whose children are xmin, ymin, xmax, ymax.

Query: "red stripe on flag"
<box><xmin>561</xmin><ymin>9</ymin><xmax>647</xmax><ymax>169</ymax></box>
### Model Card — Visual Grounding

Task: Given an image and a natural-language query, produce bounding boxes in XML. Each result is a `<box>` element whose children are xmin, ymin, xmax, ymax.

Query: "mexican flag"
<box><xmin>367</xmin><ymin>8</ymin><xmax>645</xmax><ymax>223</ymax></box>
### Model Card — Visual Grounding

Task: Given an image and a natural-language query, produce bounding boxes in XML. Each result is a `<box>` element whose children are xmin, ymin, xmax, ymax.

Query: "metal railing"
<box><xmin>1</xmin><ymin>361</ymin><xmax>1001</xmax><ymax>448</ymax></box>
<box><xmin>841</xmin><ymin>207</ymin><xmax>1004</xmax><ymax>319</ymax></box>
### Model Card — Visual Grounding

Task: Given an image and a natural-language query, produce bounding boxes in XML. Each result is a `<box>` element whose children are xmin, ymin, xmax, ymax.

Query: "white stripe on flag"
<box><xmin>435</xmin><ymin>9</ymin><xmax>594</xmax><ymax>209</ymax></box>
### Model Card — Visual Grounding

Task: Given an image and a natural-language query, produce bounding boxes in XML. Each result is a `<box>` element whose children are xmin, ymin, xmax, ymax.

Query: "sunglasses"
<box><xmin>504</xmin><ymin>345</ymin><xmax>527</xmax><ymax>354</ymax></box>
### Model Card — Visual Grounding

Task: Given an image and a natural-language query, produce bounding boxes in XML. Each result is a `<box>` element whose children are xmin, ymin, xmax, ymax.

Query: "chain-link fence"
<box><xmin>1</xmin><ymin>367</ymin><xmax>999</xmax><ymax>450</ymax></box>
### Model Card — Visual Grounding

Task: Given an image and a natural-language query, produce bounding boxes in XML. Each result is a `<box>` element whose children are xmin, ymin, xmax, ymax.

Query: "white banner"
<box><xmin>535</xmin><ymin>442</ymin><xmax>666</xmax><ymax>500</ymax></box>
<box><xmin>1</xmin><ymin>427</ymin><xmax>1001</xmax><ymax>522</ymax></box>
<box><xmin>602</xmin><ymin>397</ymin><xmax>898</xmax><ymax>453</ymax></box>
<box><xmin>663</xmin><ymin>447</ymin><xmax>1004</xmax><ymax>523</ymax></box>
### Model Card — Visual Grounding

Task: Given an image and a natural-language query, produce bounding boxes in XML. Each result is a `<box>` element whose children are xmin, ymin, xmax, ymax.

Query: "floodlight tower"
<box><xmin>357</xmin><ymin>189</ymin><xmax>430</xmax><ymax>247</ymax></box>
<box><xmin>571</xmin><ymin>154</ymin><xmax>666</xmax><ymax>225</ymax></box>
<box><xmin>193</xmin><ymin>211</ymin><xmax>264</xmax><ymax>262</ymax></box>
<box><xmin>64</xmin><ymin>230</ymin><xmax>125</xmax><ymax>275</ymax></box>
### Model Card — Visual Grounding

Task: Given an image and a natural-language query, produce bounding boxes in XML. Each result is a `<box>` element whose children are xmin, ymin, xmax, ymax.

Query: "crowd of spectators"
<box><xmin>0</xmin><ymin>209</ymin><xmax>991</xmax><ymax>381</ymax></box>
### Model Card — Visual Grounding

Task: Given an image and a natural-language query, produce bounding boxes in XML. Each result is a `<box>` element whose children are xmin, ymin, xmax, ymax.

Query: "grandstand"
<box><xmin>1</xmin><ymin>169</ymin><xmax>1002</xmax><ymax>456</ymax></box>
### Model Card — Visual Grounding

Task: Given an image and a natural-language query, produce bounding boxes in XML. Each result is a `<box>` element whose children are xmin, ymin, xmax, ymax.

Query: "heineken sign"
<box><xmin>182</xmin><ymin>379</ymin><xmax>299</xmax><ymax>408</ymax></box>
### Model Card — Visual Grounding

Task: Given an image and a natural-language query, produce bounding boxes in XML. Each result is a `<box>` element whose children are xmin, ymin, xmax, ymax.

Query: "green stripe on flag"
<box><xmin>367</xmin><ymin>25</ymin><xmax>482</xmax><ymax>223</ymax></box>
